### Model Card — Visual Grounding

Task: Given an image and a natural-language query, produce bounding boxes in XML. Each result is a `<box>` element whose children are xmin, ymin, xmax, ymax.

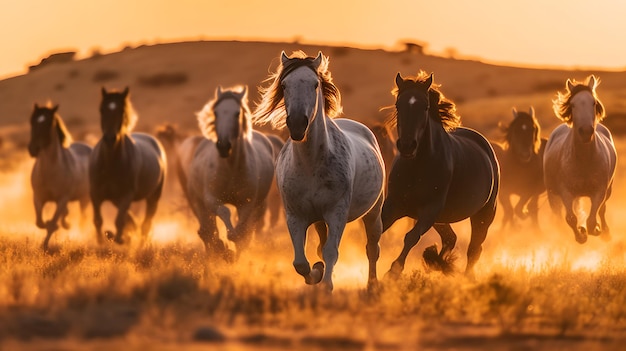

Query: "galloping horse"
<box><xmin>184</xmin><ymin>86</ymin><xmax>275</xmax><ymax>259</ymax></box>
<box><xmin>253</xmin><ymin>51</ymin><xmax>385</xmax><ymax>290</ymax></box>
<box><xmin>544</xmin><ymin>75</ymin><xmax>617</xmax><ymax>243</ymax></box>
<box><xmin>28</xmin><ymin>103</ymin><xmax>92</xmax><ymax>251</ymax></box>
<box><xmin>491</xmin><ymin>107</ymin><xmax>547</xmax><ymax>230</ymax></box>
<box><xmin>89</xmin><ymin>87</ymin><xmax>167</xmax><ymax>244</ymax></box>
<box><xmin>382</xmin><ymin>72</ymin><xmax>499</xmax><ymax>278</ymax></box>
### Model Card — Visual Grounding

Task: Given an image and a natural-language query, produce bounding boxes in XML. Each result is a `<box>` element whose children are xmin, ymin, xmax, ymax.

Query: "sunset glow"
<box><xmin>2</xmin><ymin>0</ymin><xmax>626</xmax><ymax>79</ymax></box>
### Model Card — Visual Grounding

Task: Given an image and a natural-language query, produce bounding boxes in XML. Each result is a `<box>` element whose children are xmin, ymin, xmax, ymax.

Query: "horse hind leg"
<box><xmin>426</xmin><ymin>223</ymin><xmax>458</xmax><ymax>275</ymax></box>
<box><xmin>140</xmin><ymin>182</ymin><xmax>164</xmax><ymax>244</ymax></box>
<box><xmin>361</xmin><ymin>195</ymin><xmax>383</xmax><ymax>291</ymax></box>
<box><xmin>466</xmin><ymin>200</ymin><xmax>497</xmax><ymax>278</ymax></box>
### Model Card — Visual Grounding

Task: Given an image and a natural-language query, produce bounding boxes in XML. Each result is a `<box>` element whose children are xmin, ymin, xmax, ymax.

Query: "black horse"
<box><xmin>491</xmin><ymin>107</ymin><xmax>547</xmax><ymax>231</ymax></box>
<box><xmin>382</xmin><ymin>72</ymin><xmax>499</xmax><ymax>277</ymax></box>
<box><xmin>89</xmin><ymin>87</ymin><xmax>166</xmax><ymax>244</ymax></box>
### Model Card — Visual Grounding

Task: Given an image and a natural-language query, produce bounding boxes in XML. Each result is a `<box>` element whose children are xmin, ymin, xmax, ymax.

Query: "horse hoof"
<box><xmin>105</xmin><ymin>231</ymin><xmax>115</xmax><ymax>241</ymax></box>
<box><xmin>575</xmin><ymin>232</ymin><xmax>588</xmax><ymax>244</ymax></box>
<box><xmin>306</xmin><ymin>261</ymin><xmax>324</xmax><ymax>285</ymax></box>
<box><xmin>384</xmin><ymin>261</ymin><xmax>404</xmax><ymax>281</ymax></box>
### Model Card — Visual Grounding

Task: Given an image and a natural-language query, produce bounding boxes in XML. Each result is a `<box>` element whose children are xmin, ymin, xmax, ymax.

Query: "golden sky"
<box><xmin>1</xmin><ymin>0</ymin><xmax>625</xmax><ymax>79</ymax></box>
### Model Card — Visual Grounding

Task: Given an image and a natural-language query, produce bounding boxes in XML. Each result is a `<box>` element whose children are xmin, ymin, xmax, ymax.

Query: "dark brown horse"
<box><xmin>28</xmin><ymin>103</ymin><xmax>92</xmax><ymax>251</ymax></box>
<box><xmin>89</xmin><ymin>87</ymin><xmax>166</xmax><ymax>244</ymax></box>
<box><xmin>491</xmin><ymin>107</ymin><xmax>547</xmax><ymax>230</ymax></box>
<box><xmin>382</xmin><ymin>72</ymin><xmax>499</xmax><ymax>278</ymax></box>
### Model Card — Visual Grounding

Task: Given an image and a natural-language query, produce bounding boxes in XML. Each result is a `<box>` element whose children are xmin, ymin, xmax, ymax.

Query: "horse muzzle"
<box><xmin>396</xmin><ymin>138</ymin><xmax>417</xmax><ymax>158</ymax></box>
<box><xmin>216</xmin><ymin>140</ymin><xmax>231</xmax><ymax>158</ymax></box>
<box><xmin>286</xmin><ymin>115</ymin><xmax>309</xmax><ymax>142</ymax></box>
<box><xmin>27</xmin><ymin>143</ymin><xmax>40</xmax><ymax>157</ymax></box>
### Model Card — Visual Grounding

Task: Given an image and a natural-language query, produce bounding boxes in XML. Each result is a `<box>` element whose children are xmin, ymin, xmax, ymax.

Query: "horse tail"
<box><xmin>422</xmin><ymin>244</ymin><xmax>457</xmax><ymax>275</ymax></box>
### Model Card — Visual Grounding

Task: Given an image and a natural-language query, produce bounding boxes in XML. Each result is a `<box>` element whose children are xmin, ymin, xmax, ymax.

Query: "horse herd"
<box><xmin>26</xmin><ymin>50</ymin><xmax>617</xmax><ymax>291</ymax></box>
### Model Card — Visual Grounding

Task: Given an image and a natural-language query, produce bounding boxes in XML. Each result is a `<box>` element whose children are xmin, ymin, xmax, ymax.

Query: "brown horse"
<box><xmin>89</xmin><ymin>87</ymin><xmax>167</xmax><ymax>244</ymax></box>
<box><xmin>28</xmin><ymin>103</ymin><xmax>91</xmax><ymax>251</ymax></box>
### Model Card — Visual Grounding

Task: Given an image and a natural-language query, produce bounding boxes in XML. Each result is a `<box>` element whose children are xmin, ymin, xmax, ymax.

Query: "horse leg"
<box><xmin>499</xmin><ymin>193</ymin><xmax>514</xmax><ymax>230</ymax></box>
<box><xmin>140</xmin><ymin>183</ymin><xmax>163</xmax><ymax>244</ymax></box>
<box><xmin>216</xmin><ymin>205</ymin><xmax>235</xmax><ymax>238</ymax></box>
<box><xmin>33</xmin><ymin>194</ymin><xmax>45</xmax><ymax>229</ymax></box>
<box><xmin>466</xmin><ymin>198</ymin><xmax>497</xmax><ymax>278</ymax></box>
<box><xmin>320</xmin><ymin>210</ymin><xmax>350</xmax><ymax>291</ymax></box>
<box><xmin>514</xmin><ymin>192</ymin><xmax>532</xmax><ymax>221</ymax></box>
<box><xmin>42</xmin><ymin>199</ymin><xmax>69</xmax><ymax>252</ymax></box>
<box><xmin>527</xmin><ymin>195</ymin><xmax>541</xmax><ymax>232</ymax></box>
<box><xmin>361</xmin><ymin>195</ymin><xmax>383</xmax><ymax>290</ymax></box>
<box><xmin>380</xmin><ymin>195</ymin><xmax>407</xmax><ymax>233</ymax></box>
<box><xmin>228</xmin><ymin>202</ymin><xmax>258</xmax><ymax>252</ymax></box>
<box><xmin>428</xmin><ymin>223</ymin><xmax>458</xmax><ymax>275</ymax></box>
<box><xmin>587</xmin><ymin>189</ymin><xmax>609</xmax><ymax>237</ymax></box>
<box><xmin>78</xmin><ymin>196</ymin><xmax>89</xmax><ymax>229</ymax></box>
<box><xmin>560</xmin><ymin>192</ymin><xmax>585</xmax><ymax>244</ymax></box>
<box><xmin>313</xmin><ymin>221</ymin><xmax>327</xmax><ymax>260</ymax></box>
<box><xmin>112</xmin><ymin>195</ymin><xmax>134</xmax><ymax>244</ymax></box>
<box><xmin>286</xmin><ymin>214</ymin><xmax>320</xmax><ymax>285</ymax></box>
<box><xmin>91</xmin><ymin>196</ymin><xmax>104</xmax><ymax>244</ymax></box>
<box><xmin>386</xmin><ymin>204</ymin><xmax>438</xmax><ymax>280</ymax></box>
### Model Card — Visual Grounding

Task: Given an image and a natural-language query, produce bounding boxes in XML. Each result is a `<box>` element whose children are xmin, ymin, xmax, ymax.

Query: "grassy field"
<box><xmin>2</xmin><ymin>41</ymin><xmax>626</xmax><ymax>350</ymax></box>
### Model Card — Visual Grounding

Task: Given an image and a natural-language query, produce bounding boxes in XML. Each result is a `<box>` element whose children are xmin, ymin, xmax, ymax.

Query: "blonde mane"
<box><xmin>196</xmin><ymin>85</ymin><xmax>252</xmax><ymax>141</ymax></box>
<box><xmin>123</xmin><ymin>98</ymin><xmax>138</xmax><ymax>133</ymax></box>
<box><xmin>253</xmin><ymin>51</ymin><xmax>343</xmax><ymax>129</ymax></box>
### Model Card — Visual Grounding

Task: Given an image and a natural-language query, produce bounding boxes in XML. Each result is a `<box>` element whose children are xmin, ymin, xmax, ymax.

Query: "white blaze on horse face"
<box><xmin>570</xmin><ymin>90</ymin><xmax>596</xmax><ymax>128</ymax></box>
<box><xmin>37</xmin><ymin>115</ymin><xmax>46</xmax><ymax>123</ymax></box>
<box><xmin>521</xmin><ymin>124</ymin><xmax>528</xmax><ymax>131</ymax></box>
<box><xmin>108</xmin><ymin>102</ymin><xmax>117</xmax><ymax>110</ymax></box>
<box><xmin>408</xmin><ymin>96</ymin><xmax>417</xmax><ymax>106</ymax></box>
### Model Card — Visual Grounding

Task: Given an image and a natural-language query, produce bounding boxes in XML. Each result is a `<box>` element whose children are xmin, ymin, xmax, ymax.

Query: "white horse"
<box><xmin>253</xmin><ymin>51</ymin><xmax>385</xmax><ymax>291</ymax></box>
<box><xmin>544</xmin><ymin>75</ymin><xmax>617</xmax><ymax>243</ymax></box>
<box><xmin>185</xmin><ymin>86</ymin><xmax>276</xmax><ymax>260</ymax></box>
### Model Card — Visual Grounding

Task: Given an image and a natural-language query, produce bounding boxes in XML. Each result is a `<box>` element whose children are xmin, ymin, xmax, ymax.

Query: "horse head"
<box><xmin>568</xmin><ymin>77</ymin><xmax>599</xmax><ymax>144</ymax></box>
<box><xmin>28</xmin><ymin>103</ymin><xmax>60</xmax><ymax>157</ymax></box>
<box><xmin>508</xmin><ymin>106</ymin><xmax>540</xmax><ymax>162</ymax></box>
<box><xmin>99</xmin><ymin>86</ymin><xmax>131</xmax><ymax>146</ymax></box>
<box><xmin>394</xmin><ymin>72</ymin><xmax>433</xmax><ymax>158</ymax></box>
<box><xmin>280</xmin><ymin>51</ymin><xmax>323</xmax><ymax>141</ymax></box>
<box><xmin>213</xmin><ymin>86</ymin><xmax>247</xmax><ymax>158</ymax></box>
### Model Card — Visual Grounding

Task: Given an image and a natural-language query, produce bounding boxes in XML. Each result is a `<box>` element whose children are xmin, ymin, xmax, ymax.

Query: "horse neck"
<box><xmin>226</xmin><ymin>130</ymin><xmax>250</xmax><ymax>168</ymax></box>
<box><xmin>101</xmin><ymin>132</ymin><xmax>132</xmax><ymax>163</ymax></box>
<box><xmin>571</xmin><ymin>125</ymin><xmax>598</xmax><ymax>160</ymax></box>
<box><xmin>417</xmin><ymin>115</ymin><xmax>448</xmax><ymax>159</ymax></box>
<box><xmin>39</xmin><ymin>126</ymin><xmax>66</xmax><ymax>166</ymax></box>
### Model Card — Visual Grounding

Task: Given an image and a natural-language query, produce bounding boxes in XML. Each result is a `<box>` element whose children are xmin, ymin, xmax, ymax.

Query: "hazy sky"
<box><xmin>1</xmin><ymin>0</ymin><xmax>625</xmax><ymax>79</ymax></box>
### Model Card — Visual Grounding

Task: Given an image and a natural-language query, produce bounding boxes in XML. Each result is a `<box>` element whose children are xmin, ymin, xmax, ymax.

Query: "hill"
<box><xmin>1</xmin><ymin>40</ymin><xmax>626</xmax><ymax>150</ymax></box>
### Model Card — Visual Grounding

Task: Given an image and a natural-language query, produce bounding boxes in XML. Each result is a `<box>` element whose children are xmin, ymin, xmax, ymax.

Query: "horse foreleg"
<box><xmin>514</xmin><ymin>193</ymin><xmax>532</xmax><ymax>221</ymax></box>
<box><xmin>113</xmin><ymin>196</ymin><xmax>134</xmax><ymax>244</ymax></box>
<box><xmin>91</xmin><ymin>196</ymin><xmax>104</xmax><ymax>244</ymax></box>
<box><xmin>313</xmin><ymin>221</ymin><xmax>328</xmax><ymax>260</ymax></box>
<box><xmin>228</xmin><ymin>202</ymin><xmax>258</xmax><ymax>252</ymax></box>
<box><xmin>42</xmin><ymin>199</ymin><xmax>69</xmax><ymax>251</ymax></box>
<box><xmin>386</xmin><ymin>206</ymin><xmax>437</xmax><ymax>280</ymax></box>
<box><xmin>587</xmin><ymin>189</ymin><xmax>609</xmax><ymax>238</ymax></box>
<box><xmin>320</xmin><ymin>210</ymin><xmax>350</xmax><ymax>291</ymax></box>
<box><xmin>78</xmin><ymin>196</ymin><xmax>89</xmax><ymax>229</ymax></box>
<box><xmin>499</xmin><ymin>193</ymin><xmax>515</xmax><ymax>230</ymax></box>
<box><xmin>429</xmin><ymin>223</ymin><xmax>458</xmax><ymax>275</ymax></box>
<box><xmin>286</xmin><ymin>214</ymin><xmax>319</xmax><ymax>284</ymax></box>
<box><xmin>362</xmin><ymin>195</ymin><xmax>383</xmax><ymax>291</ymax></box>
<box><xmin>560</xmin><ymin>192</ymin><xmax>584</xmax><ymax>244</ymax></box>
<box><xmin>216</xmin><ymin>205</ymin><xmax>235</xmax><ymax>238</ymax></box>
<box><xmin>33</xmin><ymin>194</ymin><xmax>45</xmax><ymax>229</ymax></box>
<box><xmin>527</xmin><ymin>195</ymin><xmax>541</xmax><ymax>231</ymax></box>
<box><xmin>141</xmin><ymin>184</ymin><xmax>163</xmax><ymax>244</ymax></box>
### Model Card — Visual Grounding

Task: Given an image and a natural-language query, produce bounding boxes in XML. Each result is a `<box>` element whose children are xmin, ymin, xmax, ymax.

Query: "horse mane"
<box><xmin>196</xmin><ymin>85</ymin><xmax>252</xmax><ymax>141</ymax></box>
<box><xmin>253</xmin><ymin>50</ymin><xmax>343</xmax><ymax>129</ymax></box>
<box><xmin>503</xmin><ymin>109</ymin><xmax>542</xmax><ymax>154</ymax></box>
<box><xmin>54</xmin><ymin>113</ymin><xmax>73</xmax><ymax>148</ymax></box>
<box><xmin>385</xmin><ymin>71</ymin><xmax>461</xmax><ymax>132</ymax></box>
<box><xmin>553</xmin><ymin>75</ymin><xmax>605</xmax><ymax>125</ymax></box>
<box><xmin>122</xmin><ymin>97</ymin><xmax>139</xmax><ymax>133</ymax></box>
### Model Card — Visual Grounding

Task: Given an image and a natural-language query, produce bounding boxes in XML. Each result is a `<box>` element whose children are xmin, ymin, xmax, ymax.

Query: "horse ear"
<box><xmin>101</xmin><ymin>86</ymin><xmax>107</xmax><ymax>97</ymax></box>
<box><xmin>425</xmin><ymin>73</ymin><xmax>434</xmax><ymax>88</ymax></box>
<box><xmin>281</xmin><ymin>51</ymin><xmax>289</xmax><ymax>65</ymax></box>
<box><xmin>312</xmin><ymin>51</ymin><xmax>323</xmax><ymax>69</ymax></box>
<box><xmin>566</xmin><ymin>79</ymin><xmax>575</xmax><ymax>92</ymax></box>
<box><xmin>529</xmin><ymin>106</ymin><xmax>535</xmax><ymax>117</ymax></box>
<box><xmin>34</xmin><ymin>102</ymin><xmax>39</xmax><ymax>110</ymax></box>
<box><xmin>237</xmin><ymin>86</ymin><xmax>248</xmax><ymax>99</ymax></box>
<box><xmin>395</xmin><ymin>72</ymin><xmax>403</xmax><ymax>87</ymax></box>
<box><xmin>217</xmin><ymin>85</ymin><xmax>223</xmax><ymax>98</ymax></box>
<box><xmin>587</xmin><ymin>75</ymin><xmax>597</xmax><ymax>89</ymax></box>
<box><xmin>511</xmin><ymin>107</ymin><xmax>518</xmax><ymax>119</ymax></box>
<box><xmin>52</xmin><ymin>104</ymin><xmax>59</xmax><ymax>114</ymax></box>
<box><xmin>122</xmin><ymin>86</ymin><xmax>129</xmax><ymax>97</ymax></box>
